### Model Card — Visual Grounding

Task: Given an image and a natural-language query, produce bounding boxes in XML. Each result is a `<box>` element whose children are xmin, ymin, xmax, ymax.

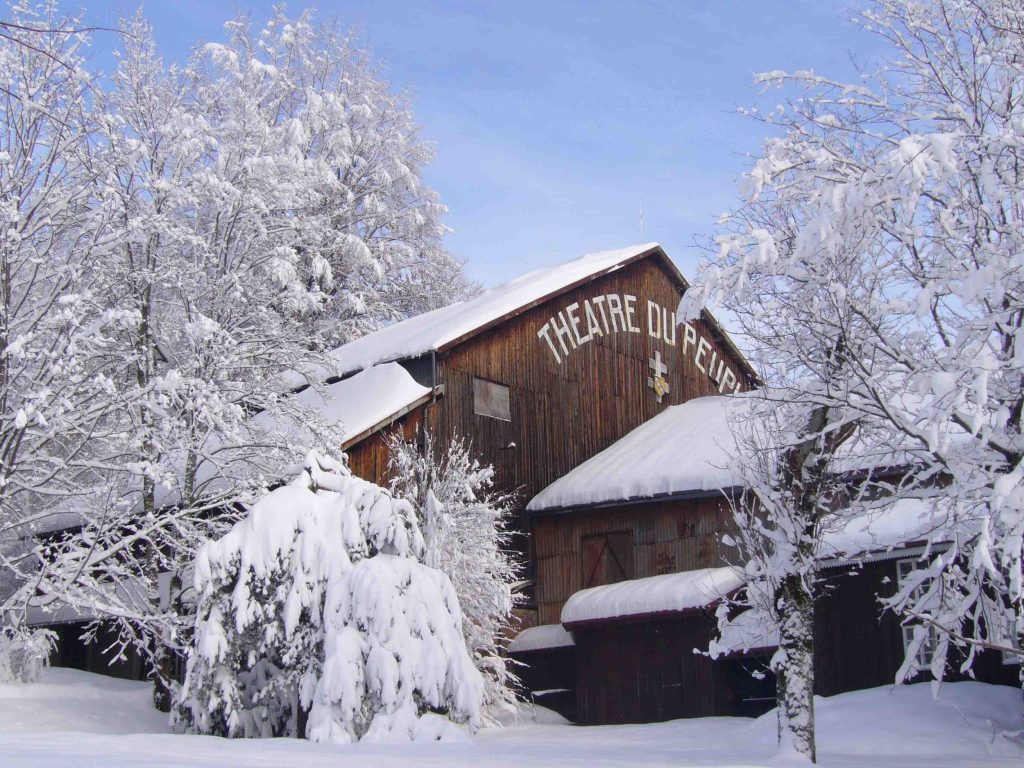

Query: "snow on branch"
<box><xmin>176</xmin><ymin>451</ymin><xmax>483</xmax><ymax>743</ymax></box>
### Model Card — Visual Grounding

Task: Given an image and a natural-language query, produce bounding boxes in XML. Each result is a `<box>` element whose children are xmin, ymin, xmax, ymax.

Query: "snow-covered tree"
<box><xmin>704</xmin><ymin>394</ymin><xmax>861</xmax><ymax>763</ymax></box>
<box><xmin>21</xmin><ymin>5</ymin><xmax>472</xmax><ymax>708</ymax></box>
<box><xmin>198</xmin><ymin>9</ymin><xmax>477</xmax><ymax>346</ymax></box>
<box><xmin>0</xmin><ymin>625</ymin><xmax>54</xmax><ymax>682</ymax></box>
<box><xmin>684</xmin><ymin>0</ymin><xmax>1024</xmax><ymax>733</ymax></box>
<box><xmin>387</xmin><ymin>431</ymin><xmax>520</xmax><ymax>718</ymax></box>
<box><xmin>176</xmin><ymin>451</ymin><xmax>483</xmax><ymax>743</ymax></box>
<box><xmin>0</xmin><ymin>1</ymin><xmax>125</xmax><ymax>623</ymax></box>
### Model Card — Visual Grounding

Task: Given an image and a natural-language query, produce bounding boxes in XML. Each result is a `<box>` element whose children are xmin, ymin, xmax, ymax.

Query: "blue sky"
<box><xmin>80</xmin><ymin>1</ymin><xmax>882</xmax><ymax>287</ymax></box>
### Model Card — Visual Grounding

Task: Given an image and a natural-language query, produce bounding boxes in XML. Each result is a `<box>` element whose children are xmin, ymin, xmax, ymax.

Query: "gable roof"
<box><xmin>255</xmin><ymin>362</ymin><xmax>434</xmax><ymax>452</ymax></box>
<box><xmin>156</xmin><ymin>363</ymin><xmax>434</xmax><ymax>509</ymax></box>
<box><xmin>322</xmin><ymin>243</ymin><xmax>756</xmax><ymax>381</ymax></box>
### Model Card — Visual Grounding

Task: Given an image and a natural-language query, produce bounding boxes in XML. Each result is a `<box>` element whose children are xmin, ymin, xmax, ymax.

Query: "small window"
<box><xmin>473</xmin><ymin>377</ymin><xmax>511</xmax><ymax>421</ymax></box>
<box><xmin>896</xmin><ymin>559</ymin><xmax>937</xmax><ymax>673</ymax></box>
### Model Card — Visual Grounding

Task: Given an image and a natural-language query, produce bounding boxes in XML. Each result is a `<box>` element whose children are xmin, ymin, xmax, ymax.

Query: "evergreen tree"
<box><xmin>388</xmin><ymin>430</ymin><xmax>520</xmax><ymax>718</ymax></box>
<box><xmin>176</xmin><ymin>451</ymin><xmax>483</xmax><ymax>742</ymax></box>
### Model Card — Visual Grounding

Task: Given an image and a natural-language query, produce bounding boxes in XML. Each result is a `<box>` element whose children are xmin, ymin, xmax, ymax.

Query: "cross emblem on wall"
<box><xmin>647</xmin><ymin>350</ymin><xmax>670</xmax><ymax>403</ymax></box>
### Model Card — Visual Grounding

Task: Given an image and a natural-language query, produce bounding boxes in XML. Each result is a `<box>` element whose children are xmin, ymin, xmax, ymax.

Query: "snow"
<box><xmin>709</xmin><ymin>607</ymin><xmax>780</xmax><ymax>656</ymax></box>
<box><xmin>2</xmin><ymin>668</ymin><xmax>1022</xmax><ymax>767</ymax></box>
<box><xmin>256</xmin><ymin>362</ymin><xmax>431</xmax><ymax>447</ymax></box>
<box><xmin>821</xmin><ymin>497</ymin><xmax>952</xmax><ymax>562</ymax></box>
<box><xmin>323</xmin><ymin>244</ymin><xmax>660</xmax><ymax>377</ymax></box>
<box><xmin>0</xmin><ymin>668</ymin><xmax>167</xmax><ymax>735</ymax></box>
<box><xmin>528</xmin><ymin>394</ymin><xmax>751</xmax><ymax>512</ymax></box>
<box><xmin>507</xmin><ymin>624</ymin><xmax>574</xmax><ymax>654</ymax></box>
<box><xmin>560</xmin><ymin>567</ymin><xmax>743</xmax><ymax>625</ymax></box>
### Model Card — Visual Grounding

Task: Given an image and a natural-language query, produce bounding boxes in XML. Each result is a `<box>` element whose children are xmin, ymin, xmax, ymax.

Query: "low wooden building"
<box><xmin>31</xmin><ymin>242</ymin><xmax>1013</xmax><ymax>724</ymax></box>
<box><xmin>515</xmin><ymin>395</ymin><xmax>1018</xmax><ymax>723</ymax></box>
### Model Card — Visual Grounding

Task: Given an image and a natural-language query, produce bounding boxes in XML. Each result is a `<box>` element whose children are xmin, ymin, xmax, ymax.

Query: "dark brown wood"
<box><xmin>581</xmin><ymin>530</ymin><xmax>635</xmax><ymax>588</ymax></box>
<box><xmin>814</xmin><ymin>559</ymin><xmax>1019</xmax><ymax>696</ymax></box>
<box><xmin>432</xmin><ymin>245</ymin><xmax>756</xmax><ymax>387</ymax></box>
<box><xmin>563</xmin><ymin>557</ymin><xmax>1018</xmax><ymax>726</ymax></box>
<box><xmin>345</xmin><ymin>406</ymin><xmax>429</xmax><ymax>489</ymax></box>
<box><xmin>341</xmin><ymin>253</ymin><xmax>754</xmax><ymax>622</ymax></box>
<box><xmin>532</xmin><ymin>497</ymin><xmax>735</xmax><ymax>625</ymax></box>
<box><xmin>572</xmin><ymin>611</ymin><xmax>738</xmax><ymax>725</ymax></box>
<box><xmin>430</xmin><ymin>255</ymin><xmax>751</xmax><ymax>505</ymax></box>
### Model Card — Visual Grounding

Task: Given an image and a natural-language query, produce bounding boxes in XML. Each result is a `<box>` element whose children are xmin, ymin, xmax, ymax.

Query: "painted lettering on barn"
<box><xmin>536</xmin><ymin>293</ymin><xmax>741</xmax><ymax>394</ymax></box>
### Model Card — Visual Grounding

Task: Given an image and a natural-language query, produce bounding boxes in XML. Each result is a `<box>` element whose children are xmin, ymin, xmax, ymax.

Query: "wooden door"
<box><xmin>581</xmin><ymin>530</ymin><xmax>635</xmax><ymax>588</ymax></box>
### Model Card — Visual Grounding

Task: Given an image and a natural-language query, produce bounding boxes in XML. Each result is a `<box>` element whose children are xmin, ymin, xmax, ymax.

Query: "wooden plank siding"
<box><xmin>815</xmin><ymin>559</ymin><xmax>1019</xmax><ymax>697</ymax></box>
<box><xmin>573</xmin><ymin>612</ymin><xmax>737</xmax><ymax>724</ymax></box>
<box><xmin>345</xmin><ymin>406</ymin><xmax>429</xmax><ymax>489</ymax></box>
<box><xmin>340</xmin><ymin>253</ymin><xmax>752</xmax><ymax>623</ymax></box>
<box><xmin>532</xmin><ymin>498</ymin><xmax>737</xmax><ymax>625</ymax></box>
<box><xmin>567</xmin><ymin>556</ymin><xmax>1019</xmax><ymax>726</ymax></box>
<box><xmin>432</xmin><ymin>255</ymin><xmax>751</xmax><ymax>506</ymax></box>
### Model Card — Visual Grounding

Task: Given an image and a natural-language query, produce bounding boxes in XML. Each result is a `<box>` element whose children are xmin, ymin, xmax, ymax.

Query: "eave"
<box><xmin>526</xmin><ymin>486</ymin><xmax>745</xmax><ymax>519</ymax></box>
<box><xmin>339</xmin><ymin>384</ymin><xmax>444</xmax><ymax>452</ymax></box>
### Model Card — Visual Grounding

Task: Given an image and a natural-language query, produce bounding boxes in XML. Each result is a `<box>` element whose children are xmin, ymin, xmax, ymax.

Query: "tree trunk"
<box><xmin>152</xmin><ymin>639</ymin><xmax>174</xmax><ymax>712</ymax></box>
<box><xmin>775</xmin><ymin>574</ymin><xmax>816</xmax><ymax>763</ymax></box>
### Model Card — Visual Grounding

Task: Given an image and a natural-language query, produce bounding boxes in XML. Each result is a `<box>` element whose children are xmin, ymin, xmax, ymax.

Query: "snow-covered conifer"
<box><xmin>177</xmin><ymin>451</ymin><xmax>483</xmax><ymax>742</ymax></box>
<box><xmin>388</xmin><ymin>431</ymin><xmax>520</xmax><ymax>718</ymax></box>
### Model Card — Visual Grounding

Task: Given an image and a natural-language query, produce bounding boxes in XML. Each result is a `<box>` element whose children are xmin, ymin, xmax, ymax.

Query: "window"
<box><xmin>473</xmin><ymin>377</ymin><xmax>511</xmax><ymax>421</ymax></box>
<box><xmin>582</xmin><ymin>531</ymin><xmax>635</xmax><ymax>588</ymax></box>
<box><xmin>896</xmin><ymin>558</ymin><xmax>937</xmax><ymax>672</ymax></box>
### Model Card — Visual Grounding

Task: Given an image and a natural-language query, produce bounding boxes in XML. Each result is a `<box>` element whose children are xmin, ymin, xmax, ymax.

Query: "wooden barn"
<box><xmin>301</xmin><ymin>241</ymin><xmax>1012</xmax><ymax>722</ymax></box>
<box><xmin>28</xmin><ymin>242</ymin><xmax>1016</xmax><ymax>720</ymax></box>
<box><xmin>332</xmin><ymin>242</ymin><xmax>757</xmax><ymax>503</ymax></box>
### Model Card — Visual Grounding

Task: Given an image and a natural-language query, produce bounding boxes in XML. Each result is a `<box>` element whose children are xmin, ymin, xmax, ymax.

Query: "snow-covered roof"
<box><xmin>507</xmin><ymin>624</ymin><xmax>575</xmax><ymax>654</ymax></box>
<box><xmin>324</xmin><ymin>244</ymin><xmax>661</xmax><ymax>376</ymax></box>
<box><xmin>527</xmin><ymin>391</ymin><xmax>929</xmax><ymax>514</ymax></box>
<box><xmin>257</xmin><ymin>362</ymin><xmax>432</xmax><ymax>449</ymax></box>
<box><xmin>529</xmin><ymin>394</ymin><xmax>751</xmax><ymax>513</ymax></box>
<box><xmin>158</xmin><ymin>363</ymin><xmax>432</xmax><ymax>509</ymax></box>
<box><xmin>22</xmin><ymin>601</ymin><xmax>94</xmax><ymax>626</ymax></box>
<box><xmin>20</xmin><ymin>577</ymin><xmax>152</xmax><ymax>628</ymax></box>
<box><xmin>708</xmin><ymin>607</ymin><xmax>779</xmax><ymax>657</ymax></box>
<box><xmin>561</xmin><ymin>567</ymin><xmax>743</xmax><ymax>626</ymax></box>
<box><xmin>821</xmin><ymin>497</ymin><xmax>954</xmax><ymax>563</ymax></box>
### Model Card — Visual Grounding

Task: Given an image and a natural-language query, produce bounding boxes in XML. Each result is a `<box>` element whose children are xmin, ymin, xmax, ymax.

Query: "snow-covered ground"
<box><xmin>1</xmin><ymin>668</ymin><xmax>1021</xmax><ymax>767</ymax></box>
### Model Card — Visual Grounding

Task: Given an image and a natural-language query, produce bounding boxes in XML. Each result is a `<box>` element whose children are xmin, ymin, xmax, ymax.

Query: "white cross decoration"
<box><xmin>647</xmin><ymin>350</ymin><xmax>670</xmax><ymax>403</ymax></box>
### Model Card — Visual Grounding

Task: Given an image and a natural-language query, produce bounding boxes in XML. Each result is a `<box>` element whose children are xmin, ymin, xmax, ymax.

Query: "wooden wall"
<box><xmin>433</xmin><ymin>256</ymin><xmax>750</xmax><ymax>506</ymax></box>
<box><xmin>345</xmin><ymin>406</ymin><xmax>429</xmax><ymax>489</ymax></box>
<box><xmin>46</xmin><ymin>621</ymin><xmax>146</xmax><ymax>681</ymax></box>
<box><xmin>511</xmin><ymin>645</ymin><xmax>578</xmax><ymax>721</ymax></box>
<box><xmin>341</xmin><ymin>254</ymin><xmax>751</xmax><ymax>621</ymax></box>
<box><xmin>562</xmin><ymin>558</ymin><xmax>1018</xmax><ymax>726</ymax></box>
<box><xmin>815</xmin><ymin>559</ymin><xmax>1019</xmax><ymax>696</ymax></box>
<box><xmin>572</xmin><ymin>611</ymin><xmax>736</xmax><ymax>725</ymax></box>
<box><xmin>531</xmin><ymin>498</ymin><xmax>736</xmax><ymax>625</ymax></box>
